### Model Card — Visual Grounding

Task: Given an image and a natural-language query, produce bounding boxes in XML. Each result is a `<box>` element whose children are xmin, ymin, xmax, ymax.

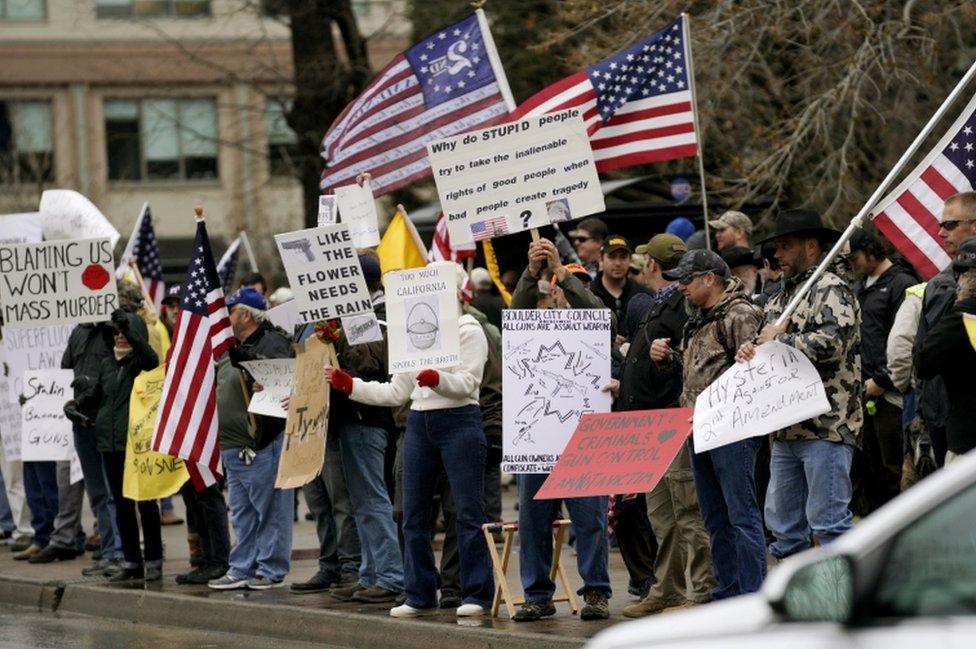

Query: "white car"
<box><xmin>588</xmin><ymin>449</ymin><xmax>976</xmax><ymax>649</ymax></box>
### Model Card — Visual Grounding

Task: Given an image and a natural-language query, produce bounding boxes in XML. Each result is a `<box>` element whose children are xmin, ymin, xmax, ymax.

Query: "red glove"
<box><xmin>416</xmin><ymin>369</ymin><xmax>440</xmax><ymax>388</ymax></box>
<box><xmin>329</xmin><ymin>368</ymin><xmax>354</xmax><ymax>395</ymax></box>
<box><xmin>316</xmin><ymin>320</ymin><xmax>342</xmax><ymax>343</ymax></box>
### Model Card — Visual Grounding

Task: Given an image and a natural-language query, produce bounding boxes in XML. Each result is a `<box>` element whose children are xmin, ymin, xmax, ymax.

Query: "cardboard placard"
<box><xmin>267</xmin><ymin>299</ymin><xmax>300</xmax><ymax>335</ymax></box>
<box><xmin>240</xmin><ymin>358</ymin><xmax>296</xmax><ymax>419</ymax></box>
<box><xmin>693</xmin><ymin>341</ymin><xmax>831</xmax><ymax>453</ymax></box>
<box><xmin>20</xmin><ymin>369</ymin><xmax>74</xmax><ymax>462</ymax></box>
<box><xmin>274</xmin><ymin>224</ymin><xmax>373</xmax><ymax>325</ymax></box>
<box><xmin>39</xmin><ymin>190</ymin><xmax>121</xmax><ymax>248</ymax></box>
<box><xmin>0</xmin><ymin>238</ymin><xmax>118</xmax><ymax>330</ymax></box>
<box><xmin>0</xmin><ymin>212</ymin><xmax>43</xmax><ymax>245</ymax></box>
<box><xmin>1</xmin><ymin>324</ymin><xmax>74</xmax><ymax>405</ymax></box>
<box><xmin>341</xmin><ymin>312</ymin><xmax>384</xmax><ymax>346</ymax></box>
<box><xmin>384</xmin><ymin>262</ymin><xmax>461</xmax><ymax>373</ymax></box>
<box><xmin>334</xmin><ymin>180</ymin><xmax>381</xmax><ymax>248</ymax></box>
<box><xmin>427</xmin><ymin>108</ymin><xmax>605</xmax><ymax>246</ymax></box>
<box><xmin>317</xmin><ymin>195</ymin><xmax>338</xmax><ymax>226</ymax></box>
<box><xmin>275</xmin><ymin>336</ymin><xmax>332</xmax><ymax>489</ymax></box>
<box><xmin>535</xmin><ymin>408</ymin><xmax>693</xmax><ymax>499</ymax></box>
<box><xmin>502</xmin><ymin>309</ymin><xmax>613</xmax><ymax>473</ymax></box>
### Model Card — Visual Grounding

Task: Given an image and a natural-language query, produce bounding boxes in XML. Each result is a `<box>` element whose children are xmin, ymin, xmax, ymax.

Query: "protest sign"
<box><xmin>341</xmin><ymin>312</ymin><xmax>384</xmax><ymax>346</ymax></box>
<box><xmin>317</xmin><ymin>195</ymin><xmax>337</xmax><ymax>226</ymax></box>
<box><xmin>124</xmin><ymin>365</ymin><xmax>188</xmax><ymax>500</ymax></box>
<box><xmin>276</xmin><ymin>336</ymin><xmax>331</xmax><ymax>489</ymax></box>
<box><xmin>502</xmin><ymin>309</ymin><xmax>612</xmax><ymax>473</ymax></box>
<box><xmin>267</xmin><ymin>299</ymin><xmax>300</xmax><ymax>334</ymax></box>
<box><xmin>334</xmin><ymin>180</ymin><xmax>381</xmax><ymax>248</ymax></box>
<box><xmin>0</xmin><ymin>212</ymin><xmax>43</xmax><ymax>245</ymax></box>
<box><xmin>535</xmin><ymin>408</ymin><xmax>693</xmax><ymax>500</ymax></box>
<box><xmin>427</xmin><ymin>108</ymin><xmax>605</xmax><ymax>246</ymax></box>
<box><xmin>0</xmin><ymin>238</ymin><xmax>118</xmax><ymax>330</ymax></box>
<box><xmin>693</xmin><ymin>341</ymin><xmax>830</xmax><ymax>453</ymax></box>
<box><xmin>240</xmin><ymin>358</ymin><xmax>296</xmax><ymax>419</ymax></box>
<box><xmin>0</xmin><ymin>367</ymin><xmax>21</xmax><ymax>462</ymax></box>
<box><xmin>20</xmin><ymin>369</ymin><xmax>74</xmax><ymax>462</ymax></box>
<box><xmin>275</xmin><ymin>224</ymin><xmax>372</xmax><ymax>325</ymax></box>
<box><xmin>1</xmin><ymin>324</ymin><xmax>73</xmax><ymax>404</ymax></box>
<box><xmin>964</xmin><ymin>313</ymin><xmax>976</xmax><ymax>352</ymax></box>
<box><xmin>39</xmin><ymin>190</ymin><xmax>120</xmax><ymax>248</ymax></box>
<box><xmin>384</xmin><ymin>262</ymin><xmax>461</xmax><ymax>373</ymax></box>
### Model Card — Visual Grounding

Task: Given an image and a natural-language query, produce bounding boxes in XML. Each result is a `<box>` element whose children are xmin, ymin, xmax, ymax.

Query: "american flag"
<box><xmin>470</xmin><ymin>215</ymin><xmax>510</xmax><ymax>242</ymax></box>
<box><xmin>509</xmin><ymin>15</ymin><xmax>697</xmax><ymax>171</ymax></box>
<box><xmin>870</xmin><ymin>94</ymin><xmax>976</xmax><ymax>278</ymax></box>
<box><xmin>119</xmin><ymin>203</ymin><xmax>165</xmax><ymax>310</ymax></box>
<box><xmin>216</xmin><ymin>234</ymin><xmax>242</xmax><ymax>294</ymax></box>
<box><xmin>428</xmin><ymin>212</ymin><xmax>475</xmax><ymax>301</ymax></box>
<box><xmin>152</xmin><ymin>220</ymin><xmax>234</xmax><ymax>489</ymax></box>
<box><xmin>320</xmin><ymin>10</ymin><xmax>514</xmax><ymax>196</ymax></box>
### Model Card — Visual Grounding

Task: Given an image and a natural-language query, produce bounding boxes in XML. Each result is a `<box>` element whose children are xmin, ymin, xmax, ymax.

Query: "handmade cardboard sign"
<box><xmin>39</xmin><ymin>190</ymin><xmax>121</xmax><ymax>248</ymax></box>
<box><xmin>267</xmin><ymin>299</ymin><xmax>300</xmax><ymax>335</ymax></box>
<box><xmin>20</xmin><ymin>369</ymin><xmax>74</xmax><ymax>462</ymax></box>
<box><xmin>384</xmin><ymin>262</ymin><xmax>461</xmax><ymax>373</ymax></box>
<box><xmin>0</xmin><ymin>238</ymin><xmax>118</xmax><ymax>329</ymax></box>
<box><xmin>502</xmin><ymin>309</ymin><xmax>613</xmax><ymax>473</ymax></box>
<box><xmin>0</xmin><ymin>366</ymin><xmax>21</xmax><ymax>462</ymax></box>
<box><xmin>427</xmin><ymin>108</ymin><xmax>604</xmax><ymax>245</ymax></box>
<box><xmin>0</xmin><ymin>212</ymin><xmax>43</xmax><ymax>245</ymax></box>
<box><xmin>317</xmin><ymin>195</ymin><xmax>338</xmax><ymax>226</ymax></box>
<box><xmin>240</xmin><ymin>358</ymin><xmax>296</xmax><ymax>419</ymax></box>
<box><xmin>274</xmin><ymin>224</ymin><xmax>372</xmax><ymax>325</ymax></box>
<box><xmin>535</xmin><ymin>408</ymin><xmax>693</xmax><ymax>500</ymax></box>
<box><xmin>334</xmin><ymin>180</ymin><xmax>381</xmax><ymax>248</ymax></box>
<box><xmin>276</xmin><ymin>335</ymin><xmax>332</xmax><ymax>489</ymax></box>
<box><xmin>693</xmin><ymin>341</ymin><xmax>830</xmax><ymax>453</ymax></box>
<box><xmin>1</xmin><ymin>324</ymin><xmax>73</xmax><ymax>405</ymax></box>
<box><xmin>124</xmin><ymin>364</ymin><xmax>188</xmax><ymax>500</ymax></box>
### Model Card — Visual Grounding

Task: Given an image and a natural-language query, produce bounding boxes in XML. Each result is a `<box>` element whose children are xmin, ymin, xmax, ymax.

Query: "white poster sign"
<box><xmin>501</xmin><ymin>309</ymin><xmax>613</xmax><ymax>473</ymax></box>
<box><xmin>427</xmin><ymin>108</ymin><xmax>605</xmax><ymax>246</ymax></box>
<box><xmin>2</xmin><ymin>324</ymin><xmax>74</xmax><ymax>405</ymax></box>
<box><xmin>317</xmin><ymin>195</ymin><xmax>337</xmax><ymax>226</ymax></box>
<box><xmin>39</xmin><ymin>190</ymin><xmax>121</xmax><ymax>248</ymax></box>
<box><xmin>240</xmin><ymin>358</ymin><xmax>297</xmax><ymax>419</ymax></box>
<box><xmin>334</xmin><ymin>180</ymin><xmax>381</xmax><ymax>248</ymax></box>
<box><xmin>0</xmin><ymin>238</ymin><xmax>118</xmax><ymax>329</ymax></box>
<box><xmin>693</xmin><ymin>341</ymin><xmax>831</xmax><ymax>453</ymax></box>
<box><xmin>385</xmin><ymin>262</ymin><xmax>461</xmax><ymax>373</ymax></box>
<box><xmin>267</xmin><ymin>299</ymin><xmax>300</xmax><ymax>335</ymax></box>
<box><xmin>274</xmin><ymin>224</ymin><xmax>373</xmax><ymax>325</ymax></box>
<box><xmin>341</xmin><ymin>312</ymin><xmax>383</xmax><ymax>346</ymax></box>
<box><xmin>0</xmin><ymin>212</ymin><xmax>43</xmax><ymax>245</ymax></box>
<box><xmin>20</xmin><ymin>369</ymin><xmax>74</xmax><ymax>462</ymax></box>
<box><xmin>0</xmin><ymin>366</ymin><xmax>21</xmax><ymax>462</ymax></box>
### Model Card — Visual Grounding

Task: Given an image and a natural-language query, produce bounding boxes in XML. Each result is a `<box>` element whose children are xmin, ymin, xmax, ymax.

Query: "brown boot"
<box><xmin>13</xmin><ymin>544</ymin><xmax>44</xmax><ymax>561</ymax></box>
<box><xmin>187</xmin><ymin>533</ymin><xmax>203</xmax><ymax>567</ymax></box>
<box><xmin>622</xmin><ymin>597</ymin><xmax>683</xmax><ymax>618</ymax></box>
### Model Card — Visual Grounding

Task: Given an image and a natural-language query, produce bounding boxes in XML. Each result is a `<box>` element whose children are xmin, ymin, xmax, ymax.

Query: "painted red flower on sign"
<box><xmin>81</xmin><ymin>264</ymin><xmax>110</xmax><ymax>291</ymax></box>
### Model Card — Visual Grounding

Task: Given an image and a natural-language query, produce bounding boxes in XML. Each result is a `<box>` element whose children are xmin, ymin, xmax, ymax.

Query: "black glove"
<box><xmin>63</xmin><ymin>400</ymin><xmax>93</xmax><ymax>428</ymax></box>
<box><xmin>71</xmin><ymin>375</ymin><xmax>97</xmax><ymax>393</ymax></box>
<box><xmin>111</xmin><ymin>308</ymin><xmax>130</xmax><ymax>333</ymax></box>
<box><xmin>17</xmin><ymin>394</ymin><xmax>27</xmax><ymax>407</ymax></box>
<box><xmin>227</xmin><ymin>344</ymin><xmax>256</xmax><ymax>370</ymax></box>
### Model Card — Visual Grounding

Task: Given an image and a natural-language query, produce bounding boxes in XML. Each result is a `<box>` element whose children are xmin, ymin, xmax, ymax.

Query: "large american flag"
<box><xmin>119</xmin><ymin>203</ymin><xmax>165</xmax><ymax>310</ymax></box>
<box><xmin>870</xmin><ymin>94</ymin><xmax>976</xmax><ymax>278</ymax></box>
<box><xmin>152</xmin><ymin>220</ymin><xmax>234</xmax><ymax>489</ymax></box>
<box><xmin>320</xmin><ymin>10</ymin><xmax>514</xmax><ymax>196</ymax></box>
<box><xmin>509</xmin><ymin>15</ymin><xmax>697</xmax><ymax>171</ymax></box>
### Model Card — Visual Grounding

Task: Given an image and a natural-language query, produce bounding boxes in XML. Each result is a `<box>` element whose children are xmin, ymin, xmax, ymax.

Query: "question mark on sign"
<box><xmin>520</xmin><ymin>210</ymin><xmax>532</xmax><ymax>228</ymax></box>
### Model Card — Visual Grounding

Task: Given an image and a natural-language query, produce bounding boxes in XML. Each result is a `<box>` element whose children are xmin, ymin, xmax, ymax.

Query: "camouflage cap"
<box><xmin>708</xmin><ymin>210</ymin><xmax>753</xmax><ymax>233</ymax></box>
<box><xmin>662</xmin><ymin>249</ymin><xmax>730</xmax><ymax>282</ymax></box>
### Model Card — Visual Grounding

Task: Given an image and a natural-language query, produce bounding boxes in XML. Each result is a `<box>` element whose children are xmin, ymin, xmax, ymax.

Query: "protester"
<box><xmin>738</xmin><ymin>208</ymin><xmax>861</xmax><ymax>558</ymax></box>
<box><xmin>720</xmin><ymin>246</ymin><xmax>762</xmax><ymax>296</ymax></box>
<box><xmin>708</xmin><ymin>211</ymin><xmax>753</xmax><ymax>251</ymax></box>
<box><xmin>268</xmin><ymin>286</ymin><xmax>294</xmax><ymax>307</ymax></box>
<box><xmin>14</xmin><ymin>461</ymin><xmax>57</xmax><ymax>560</ymax></box>
<box><xmin>569</xmin><ymin>217</ymin><xmax>609</xmax><ymax>279</ymax></box>
<box><xmin>754</xmin><ymin>242</ymin><xmax>783</xmax><ymax>307</ymax></box>
<box><xmin>665</xmin><ymin>217</ymin><xmax>695</xmax><ymax>242</ymax></box>
<box><xmin>470</xmin><ymin>267</ymin><xmax>504</xmax><ymax>330</ymax></box>
<box><xmin>591</xmin><ymin>236</ymin><xmax>651</xmax><ymax>325</ymax></box>
<box><xmin>241</xmin><ymin>272</ymin><xmax>268</xmax><ymax>296</ymax></box>
<box><xmin>25</xmin><ymin>462</ymin><xmax>85</xmax><ymax>564</ymax></box>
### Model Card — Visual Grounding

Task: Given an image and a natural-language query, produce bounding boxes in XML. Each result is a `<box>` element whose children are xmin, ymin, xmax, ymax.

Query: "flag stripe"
<box><xmin>511</xmin><ymin>73</ymin><xmax>591</xmax><ymax>118</ymax></box>
<box><xmin>591</xmin><ymin>122</ymin><xmax>695</xmax><ymax>150</ymax></box>
<box><xmin>594</xmin><ymin>144</ymin><xmax>699</xmax><ymax>172</ymax></box>
<box><xmin>895</xmin><ymin>191</ymin><xmax>942</xmax><ymax>241</ymax></box>
<box><xmin>874</xmin><ymin>211</ymin><xmax>943</xmax><ymax>278</ymax></box>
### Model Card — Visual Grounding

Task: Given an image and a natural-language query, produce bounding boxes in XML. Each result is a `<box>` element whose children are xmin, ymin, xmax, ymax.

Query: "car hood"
<box><xmin>587</xmin><ymin>595</ymin><xmax>776</xmax><ymax>649</ymax></box>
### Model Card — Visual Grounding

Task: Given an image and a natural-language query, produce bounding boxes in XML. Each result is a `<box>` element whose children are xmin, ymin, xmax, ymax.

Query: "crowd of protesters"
<box><xmin>2</xmin><ymin>192</ymin><xmax>975</xmax><ymax>623</ymax></box>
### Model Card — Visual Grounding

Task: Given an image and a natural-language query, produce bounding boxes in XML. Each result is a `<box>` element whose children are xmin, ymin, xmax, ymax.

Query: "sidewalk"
<box><xmin>0</xmin><ymin>485</ymin><xmax>647</xmax><ymax>649</ymax></box>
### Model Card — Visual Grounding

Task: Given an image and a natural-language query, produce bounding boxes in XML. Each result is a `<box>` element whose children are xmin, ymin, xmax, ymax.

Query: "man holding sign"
<box><xmin>737</xmin><ymin>209</ymin><xmax>862</xmax><ymax>560</ymax></box>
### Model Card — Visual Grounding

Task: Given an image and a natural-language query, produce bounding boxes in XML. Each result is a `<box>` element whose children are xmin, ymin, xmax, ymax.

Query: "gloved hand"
<box><xmin>315</xmin><ymin>320</ymin><xmax>342</xmax><ymax>344</ymax></box>
<box><xmin>325</xmin><ymin>367</ymin><xmax>353</xmax><ymax>395</ymax></box>
<box><xmin>111</xmin><ymin>309</ymin><xmax>130</xmax><ymax>333</ymax></box>
<box><xmin>17</xmin><ymin>393</ymin><xmax>27</xmax><ymax>407</ymax></box>
<box><xmin>70</xmin><ymin>375</ymin><xmax>97</xmax><ymax>393</ymax></box>
<box><xmin>228</xmin><ymin>343</ymin><xmax>256</xmax><ymax>369</ymax></box>
<box><xmin>63</xmin><ymin>400</ymin><xmax>93</xmax><ymax>427</ymax></box>
<box><xmin>416</xmin><ymin>369</ymin><xmax>440</xmax><ymax>389</ymax></box>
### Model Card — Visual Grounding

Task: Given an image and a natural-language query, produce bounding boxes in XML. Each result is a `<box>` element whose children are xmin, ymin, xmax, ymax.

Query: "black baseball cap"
<box><xmin>602</xmin><ymin>235</ymin><xmax>632</xmax><ymax>255</ymax></box>
<box><xmin>663</xmin><ymin>249</ymin><xmax>730</xmax><ymax>282</ymax></box>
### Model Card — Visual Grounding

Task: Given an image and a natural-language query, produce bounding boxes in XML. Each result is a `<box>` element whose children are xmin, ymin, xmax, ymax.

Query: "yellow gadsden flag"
<box><xmin>123</xmin><ymin>364</ymin><xmax>189</xmax><ymax>500</ymax></box>
<box><xmin>377</xmin><ymin>208</ymin><xmax>427</xmax><ymax>275</ymax></box>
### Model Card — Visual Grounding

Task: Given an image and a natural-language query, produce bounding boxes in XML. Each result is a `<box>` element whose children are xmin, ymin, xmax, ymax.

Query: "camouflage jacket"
<box><xmin>671</xmin><ymin>278</ymin><xmax>763</xmax><ymax>408</ymax></box>
<box><xmin>764</xmin><ymin>255</ymin><xmax>862</xmax><ymax>447</ymax></box>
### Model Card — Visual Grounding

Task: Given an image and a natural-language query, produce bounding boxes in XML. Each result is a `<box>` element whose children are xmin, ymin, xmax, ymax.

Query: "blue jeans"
<box><xmin>403</xmin><ymin>406</ymin><xmax>493</xmax><ymax>608</ymax></box>
<box><xmin>518</xmin><ymin>473</ymin><xmax>611</xmax><ymax>602</ymax></box>
<box><xmin>337</xmin><ymin>422</ymin><xmax>403</xmax><ymax>592</ymax></box>
<box><xmin>23</xmin><ymin>461</ymin><xmax>58</xmax><ymax>547</ymax></box>
<box><xmin>765</xmin><ymin>439</ymin><xmax>854</xmax><ymax>558</ymax></box>
<box><xmin>304</xmin><ymin>436</ymin><xmax>361</xmax><ymax>581</ymax></box>
<box><xmin>74</xmin><ymin>426</ymin><xmax>121</xmax><ymax>559</ymax></box>
<box><xmin>689</xmin><ymin>437</ymin><xmax>766</xmax><ymax>599</ymax></box>
<box><xmin>222</xmin><ymin>436</ymin><xmax>293</xmax><ymax>581</ymax></box>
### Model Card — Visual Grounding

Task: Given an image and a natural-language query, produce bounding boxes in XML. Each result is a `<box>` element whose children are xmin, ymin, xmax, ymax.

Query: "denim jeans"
<box><xmin>23</xmin><ymin>461</ymin><xmax>58</xmax><ymax>547</ymax></box>
<box><xmin>73</xmin><ymin>426</ymin><xmax>121</xmax><ymax>559</ymax></box>
<box><xmin>689</xmin><ymin>437</ymin><xmax>766</xmax><ymax>599</ymax></box>
<box><xmin>518</xmin><ymin>473</ymin><xmax>611</xmax><ymax>602</ymax></box>
<box><xmin>336</xmin><ymin>422</ymin><xmax>404</xmax><ymax>592</ymax></box>
<box><xmin>304</xmin><ymin>436</ymin><xmax>361</xmax><ymax>581</ymax></box>
<box><xmin>765</xmin><ymin>439</ymin><xmax>854</xmax><ymax>558</ymax></box>
<box><xmin>222</xmin><ymin>436</ymin><xmax>293</xmax><ymax>581</ymax></box>
<box><xmin>403</xmin><ymin>405</ymin><xmax>493</xmax><ymax>608</ymax></box>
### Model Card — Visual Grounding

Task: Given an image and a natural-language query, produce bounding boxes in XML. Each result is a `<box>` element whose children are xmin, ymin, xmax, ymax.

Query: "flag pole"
<box><xmin>773</xmin><ymin>56</ymin><xmax>976</xmax><ymax>326</ymax></box>
<box><xmin>240</xmin><ymin>231</ymin><xmax>259</xmax><ymax>274</ymax></box>
<box><xmin>682</xmin><ymin>13</ymin><xmax>711</xmax><ymax>251</ymax></box>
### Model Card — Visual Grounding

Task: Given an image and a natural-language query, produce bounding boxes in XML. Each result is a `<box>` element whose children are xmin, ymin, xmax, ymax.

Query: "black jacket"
<box><xmin>61</xmin><ymin>323</ymin><xmax>115</xmax><ymax>420</ymax></box>
<box><xmin>591</xmin><ymin>275</ymin><xmax>651</xmax><ymax>326</ymax></box>
<box><xmin>915</xmin><ymin>267</ymin><xmax>956</xmax><ymax>430</ymax></box>
<box><xmin>617</xmin><ymin>288</ymin><xmax>688</xmax><ymax>410</ymax></box>
<box><xmin>856</xmin><ymin>264</ymin><xmax>916</xmax><ymax>392</ymax></box>
<box><xmin>331</xmin><ymin>300</ymin><xmax>395</xmax><ymax>433</ymax></box>
<box><xmin>917</xmin><ymin>296</ymin><xmax>976</xmax><ymax>455</ymax></box>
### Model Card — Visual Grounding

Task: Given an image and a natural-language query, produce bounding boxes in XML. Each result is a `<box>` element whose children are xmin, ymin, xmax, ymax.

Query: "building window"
<box><xmin>105</xmin><ymin>98</ymin><xmax>219</xmax><ymax>182</ymax></box>
<box><xmin>96</xmin><ymin>0</ymin><xmax>210</xmax><ymax>19</ymax></box>
<box><xmin>265</xmin><ymin>100</ymin><xmax>298</xmax><ymax>177</ymax></box>
<box><xmin>0</xmin><ymin>100</ymin><xmax>54</xmax><ymax>184</ymax></box>
<box><xmin>0</xmin><ymin>0</ymin><xmax>45</xmax><ymax>20</ymax></box>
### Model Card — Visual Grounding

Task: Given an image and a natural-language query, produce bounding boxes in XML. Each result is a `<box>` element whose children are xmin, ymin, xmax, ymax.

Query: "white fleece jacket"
<box><xmin>349</xmin><ymin>314</ymin><xmax>487</xmax><ymax>411</ymax></box>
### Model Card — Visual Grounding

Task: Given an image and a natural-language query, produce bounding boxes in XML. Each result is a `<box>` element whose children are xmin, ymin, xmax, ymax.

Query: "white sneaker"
<box><xmin>389</xmin><ymin>603</ymin><xmax>438</xmax><ymax>618</ymax></box>
<box><xmin>456</xmin><ymin>603</ymin><xmax>485</xmax><ymax>617</ymax></box>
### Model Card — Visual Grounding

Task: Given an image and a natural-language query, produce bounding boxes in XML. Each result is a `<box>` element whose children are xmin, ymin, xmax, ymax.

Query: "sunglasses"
<box><xmin>940</xmin><ymin>219</ymin><xmax>971</xmax><ymax>231</ymax></box>
<box><xmin>678</xmin><ymin>271</ymin><xmax>710</xmax><ymax>286</ymax></box>
<box><xmin>572</xmin><ymin>236</ymin><xmax>592</xmax><ymax>243</ymax></box>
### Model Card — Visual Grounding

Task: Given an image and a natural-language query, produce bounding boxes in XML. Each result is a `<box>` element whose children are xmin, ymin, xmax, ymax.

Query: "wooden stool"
<box><xmin>482</xmin><ymin>519</ymin><xmax>578</xmax><ymax>619</ymax></box>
